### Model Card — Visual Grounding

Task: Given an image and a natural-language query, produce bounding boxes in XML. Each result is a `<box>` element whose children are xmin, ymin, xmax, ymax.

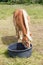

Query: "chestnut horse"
<box><xmin>13</xmin><ymin>9</ymin><xmax>32</xmax><ymax>48</ymax></box>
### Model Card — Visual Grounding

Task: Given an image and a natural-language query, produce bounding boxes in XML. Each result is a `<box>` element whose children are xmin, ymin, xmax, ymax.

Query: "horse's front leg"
<box><xmin>15</xmin><ymin>24</ymin><xmax>19</xmax><ymax>39</ymax></box>
<box><xmin>18</xmin><ymin>31</ymin><xmax>23</xmax><ymax>42</ymax></box>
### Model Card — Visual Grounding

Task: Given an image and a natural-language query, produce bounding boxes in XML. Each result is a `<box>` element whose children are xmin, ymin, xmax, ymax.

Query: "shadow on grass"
<box><xmin>2</xmin><ymin>36</ymin><xmax>19</xmax><ymax>58</ymax></box>
<box><xmin>4</xmin><ymin>50</ymin><xmax>16</xmax><ymax>58</ymax></box>
<box><xmin>2</xmin><ymin>36</ymin><xmax>18</xmax><ymax>45</ymax></box>
<box><xmin>4</xmin><ymin>50</ymin><xmax>11</xmax><ymax>58</ymax></box>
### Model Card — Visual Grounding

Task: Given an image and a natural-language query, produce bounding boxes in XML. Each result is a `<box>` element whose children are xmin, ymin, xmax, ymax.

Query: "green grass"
<box><xmin>0</xmin><ymin>4</ymin><xmax>43</xmax><ymax>65</ymax></box>
<box><xmin>0</xmin><ymin>4</ymin><xmax>43</xmax><ymax>19</ymax></box>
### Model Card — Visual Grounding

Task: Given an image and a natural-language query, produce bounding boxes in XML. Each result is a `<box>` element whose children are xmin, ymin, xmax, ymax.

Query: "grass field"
<box><xmin>0</xmin><ymin>4</ymin><xmax>43</xmax><ymax>65</ymax></box>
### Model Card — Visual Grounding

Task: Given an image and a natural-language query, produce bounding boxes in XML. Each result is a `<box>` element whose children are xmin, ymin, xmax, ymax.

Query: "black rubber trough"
<box><xmin>8</xmin><ymin>42</ymin><xmax>32</xmax><ymax>58</ymax></box>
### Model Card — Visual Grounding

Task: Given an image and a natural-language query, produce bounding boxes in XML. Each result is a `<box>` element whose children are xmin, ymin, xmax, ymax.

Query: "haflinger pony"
<box><xmin>13</xmin><ymin>9</ymin><xmax>32</xmax><ymax>48</ymax></box>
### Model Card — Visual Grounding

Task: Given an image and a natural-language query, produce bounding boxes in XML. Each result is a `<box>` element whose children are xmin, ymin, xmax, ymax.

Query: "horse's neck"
<box><xmin>22</xmin><ymin>10</ymin><xmax>30</xmax><ymax>33</ymax></box>
<box><xmin>22</xmin><ymin>10</ymin><xmax>32</xmax><ymax>41</ymax></box>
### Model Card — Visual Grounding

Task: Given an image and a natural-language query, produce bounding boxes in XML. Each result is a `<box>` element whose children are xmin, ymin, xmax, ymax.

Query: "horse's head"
<box><xmin>22</xmin><ymin>33</ymin><xmax>32</xmax><ymax>47</ymax></box>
